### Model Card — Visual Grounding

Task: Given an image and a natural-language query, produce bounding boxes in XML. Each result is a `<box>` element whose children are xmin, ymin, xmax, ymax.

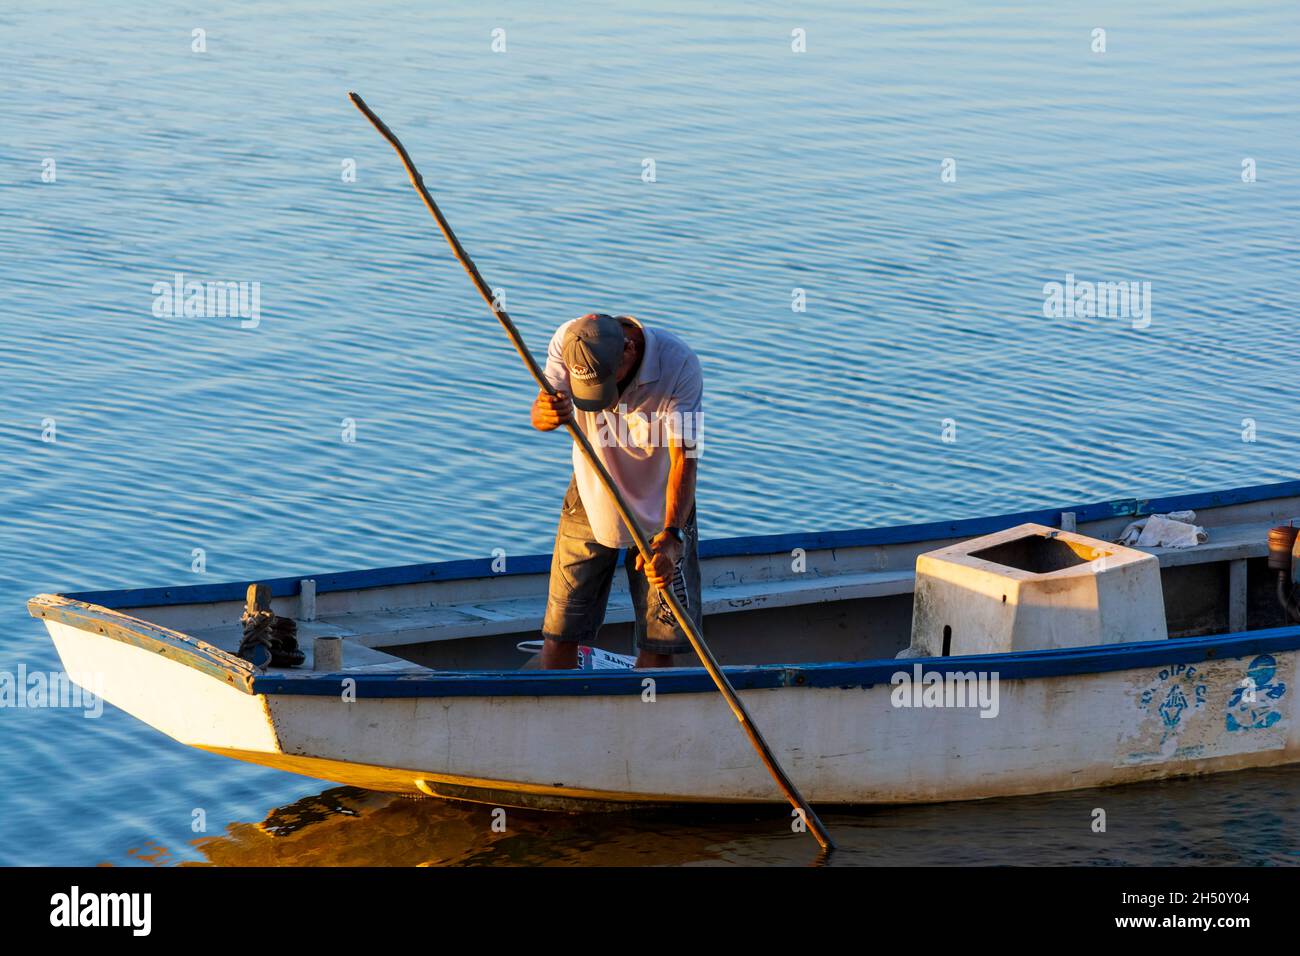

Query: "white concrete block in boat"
<box><xmin>909</xmin><ymin>522</ymin><xmax>1168</xmax><ymax>656</ymax></box>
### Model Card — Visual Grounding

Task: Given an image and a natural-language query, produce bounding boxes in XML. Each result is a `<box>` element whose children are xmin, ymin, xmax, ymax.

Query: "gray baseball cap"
<box><xmin>562</xmin><ymin>313</ymin><xmax>625</xmax><ymax>411</ymax></box>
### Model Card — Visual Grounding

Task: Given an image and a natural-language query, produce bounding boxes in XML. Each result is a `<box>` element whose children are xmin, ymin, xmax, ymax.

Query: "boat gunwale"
<box><xmin>27</xmin><ymin>593</ymin><xmax>1300</xmax><ymax>700</ymax></box>
<box><xmin>50</xmin><ymin>478</ymin><xmax>1300</xmax><ymax>611</ymax></box>
<box><xmin>27</xmin><ymin>593</ymin><xmax>260</xmax><ymax>694</ymax></box>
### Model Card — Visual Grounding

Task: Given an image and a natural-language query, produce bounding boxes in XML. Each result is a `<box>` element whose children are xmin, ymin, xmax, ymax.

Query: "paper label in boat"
<box><xmin>577</xmin><ymin>645</ymin><xmax>637</xmax><ymax>670</ymax></box>
<box><xmin>515</xmin><ymin>640</ymin><xmax>636</xmax><ymax>670</ymax></box>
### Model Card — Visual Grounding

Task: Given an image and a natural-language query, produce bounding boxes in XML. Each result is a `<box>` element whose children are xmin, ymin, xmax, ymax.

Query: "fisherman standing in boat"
<box><xmin>531</xmin><ymin>313</ymin><xmax>704</xmax><ymax>669</ymax></box>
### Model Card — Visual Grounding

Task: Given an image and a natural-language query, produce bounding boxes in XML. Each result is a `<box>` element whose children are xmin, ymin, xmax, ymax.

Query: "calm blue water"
<box><xmin>2</xmin><ymin>1</ymin><xmax>1299</xmax><ymax>865</ymax></box>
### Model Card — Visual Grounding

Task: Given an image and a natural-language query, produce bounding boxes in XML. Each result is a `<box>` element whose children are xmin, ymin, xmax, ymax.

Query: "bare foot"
<box><xmin>635</xmin><ymin>649</ymin><xmax>675</xmax><ymax>668</ymax></box>
<box><xmin>540</xmin><ymin>638</ymin><xmax>578</xmax><ymax>670</ymax></box>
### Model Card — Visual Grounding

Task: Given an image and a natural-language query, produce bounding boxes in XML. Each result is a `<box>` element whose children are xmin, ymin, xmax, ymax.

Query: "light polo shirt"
<box><xmin>543</xmin><ymin>316</ymin><xmax>704</xmax><ymax>549</ymax></box>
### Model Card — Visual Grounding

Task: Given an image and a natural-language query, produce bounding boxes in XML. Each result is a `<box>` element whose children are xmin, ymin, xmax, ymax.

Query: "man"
<box><xmin>531</xmin><ymin>312</ymin><xmax>704</xmax><ymax>669</ymax></box>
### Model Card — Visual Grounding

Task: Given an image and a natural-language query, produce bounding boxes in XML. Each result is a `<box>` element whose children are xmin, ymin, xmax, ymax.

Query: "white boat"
<box><xmin>28</xmin><ymin>480</ymin><xmax>1299</xmax><ymax>810</ymax></box>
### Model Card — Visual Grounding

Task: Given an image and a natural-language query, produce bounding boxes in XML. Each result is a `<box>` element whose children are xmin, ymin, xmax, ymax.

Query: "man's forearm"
<box><xmin>663</xmin><ymin>450</ymin><xmax>697</xmax><ymax>529</ymax></box>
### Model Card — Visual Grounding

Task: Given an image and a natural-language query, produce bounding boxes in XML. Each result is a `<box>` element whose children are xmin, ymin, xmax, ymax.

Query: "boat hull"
<box><xmin>42</xmin><ymin>617</ymin><xmax>1298</xmax><ymax>809</ymax></box>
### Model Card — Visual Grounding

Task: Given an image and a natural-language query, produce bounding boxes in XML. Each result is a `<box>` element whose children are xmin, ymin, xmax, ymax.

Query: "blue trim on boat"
<box><xmin>61</xmin><ymin>478</ymin><xmax>1300</xmax><ymax>610</ymax></box>
<box><xmin>250</xmin><ymin>626</ymin><xmax>1300</xmax><ymax>698</ymax></box>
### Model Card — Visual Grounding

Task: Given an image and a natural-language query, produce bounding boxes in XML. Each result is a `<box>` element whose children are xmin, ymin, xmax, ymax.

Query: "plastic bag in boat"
<box><xmin>1116</xmin><ymin>510</ymin><xmax>1208</xmax><ymax>549</ymax></box>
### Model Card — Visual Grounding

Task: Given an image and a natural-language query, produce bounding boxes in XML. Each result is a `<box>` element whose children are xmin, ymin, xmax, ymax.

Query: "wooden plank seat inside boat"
<box><xmin>299</xmin><ymin>519</ymin><xmax>1273</xmax><ymax>651</ymax></box>
<box><xmin>1138</xmin><ymin>521</ymin><xmax>1264</xmax><ymax>567</ymax></box>
<box><xmin>315</xmin><ymin>567</ymin><xmax>919</xmax><ymax>650</ymax></box>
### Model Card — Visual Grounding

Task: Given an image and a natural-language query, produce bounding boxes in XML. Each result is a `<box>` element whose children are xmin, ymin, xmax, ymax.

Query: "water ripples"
<box><xmin>2</xmin><ymin>0</ymin><xmax>1299</xmax><ymax>864</ymax></box>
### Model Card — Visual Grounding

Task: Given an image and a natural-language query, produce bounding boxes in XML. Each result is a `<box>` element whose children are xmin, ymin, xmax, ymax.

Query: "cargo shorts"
<box><xmin>541</xmin><ymin>476</ymin><xmax>702</xmax><ymax>656</ymax></box>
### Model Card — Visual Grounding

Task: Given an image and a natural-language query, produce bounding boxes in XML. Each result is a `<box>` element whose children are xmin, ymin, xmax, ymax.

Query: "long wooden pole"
<box><xmin>349</xmin><ymin>92</ymin><xmax>834</xmax><ymax>853</ymax></box>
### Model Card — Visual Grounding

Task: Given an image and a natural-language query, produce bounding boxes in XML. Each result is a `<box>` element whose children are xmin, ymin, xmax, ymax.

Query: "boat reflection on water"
<box><xmin>183</xmin><ymin>788</ymin><xmax>806</xmax><ymax>867</ymax></box>
<box><xmin>172</xmin><ymin>765</ymin><xmax>1300</xmax><ymax>867</ymax></box>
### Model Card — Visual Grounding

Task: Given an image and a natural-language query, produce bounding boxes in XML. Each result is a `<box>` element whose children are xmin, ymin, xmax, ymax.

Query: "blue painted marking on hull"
<box><xmin>1225</xmin><ymin>654</ymin><xmax>1289</xmax><ymax>731</ymax></box>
